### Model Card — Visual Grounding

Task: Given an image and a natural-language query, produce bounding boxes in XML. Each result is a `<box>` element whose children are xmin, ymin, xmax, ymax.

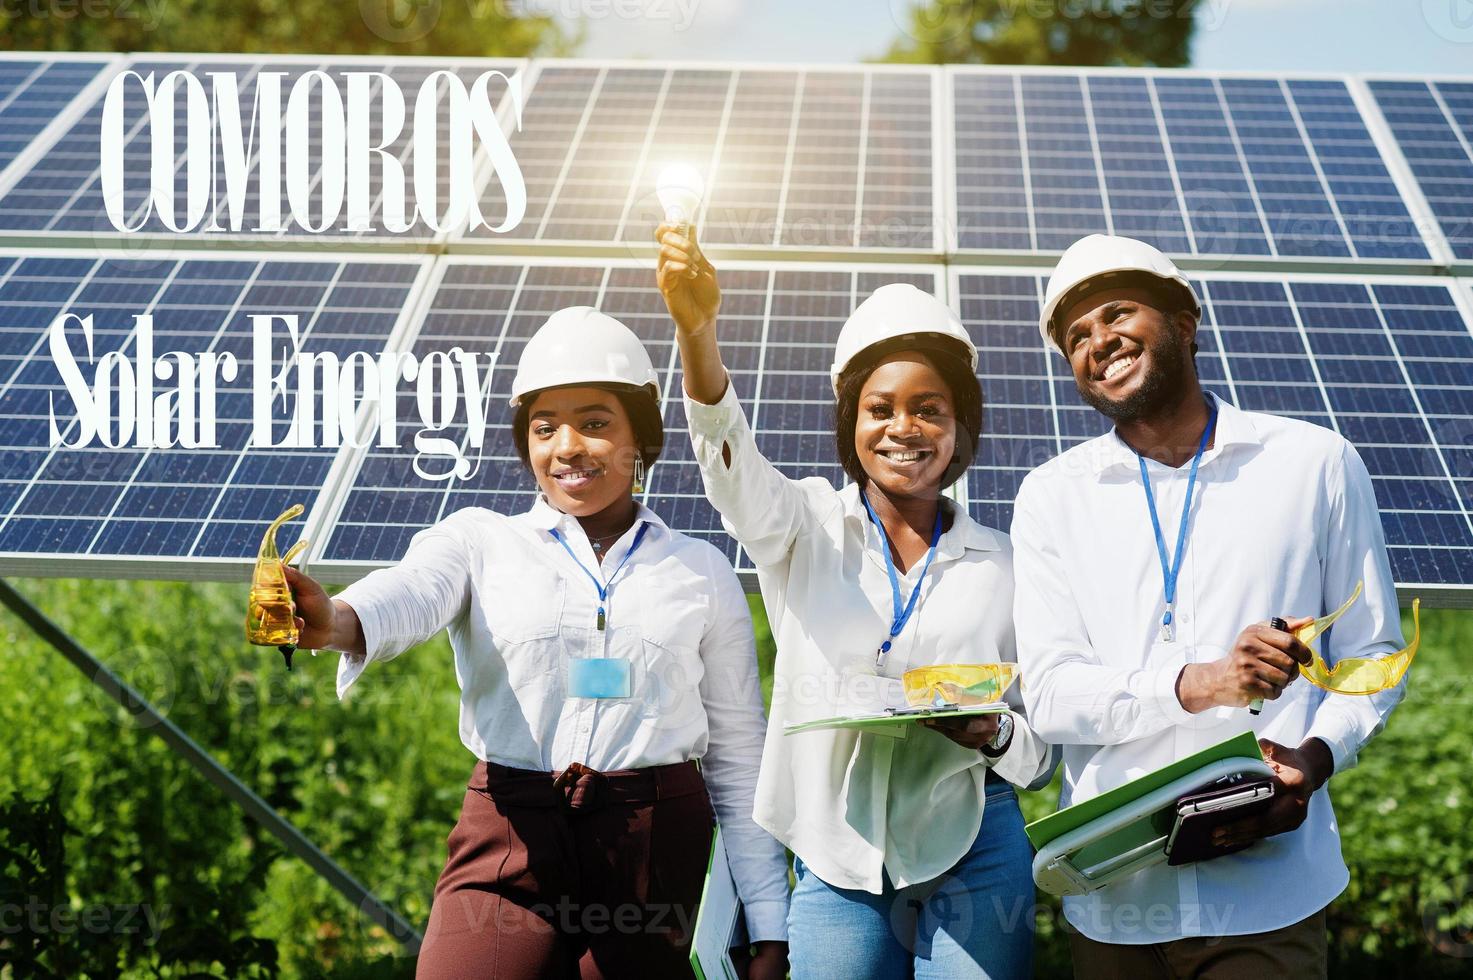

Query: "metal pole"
<box><xmin>0</xmin><ymin>578</ymin><xmax>423</xmax><ymax>955</ymax></box>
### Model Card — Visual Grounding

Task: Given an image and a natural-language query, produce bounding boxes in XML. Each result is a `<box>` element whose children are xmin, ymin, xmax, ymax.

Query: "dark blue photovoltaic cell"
<box><xmin>954</xmin><ymin>71</ymin><xmax>1429</xmax><ymax>261</ymax></box>
<box><xmin>322</xmin><ymin>261</ymin><xmax>939</xmax><ymax>571</ymax></box>
<box><xmin>1369</xmin><ymin>80</ymin><xmax>1473</xmax><ymax>260</ymax></box>
<box><xmin>956</xmin><ymin>272</ymin><xmax>1473</xmax><ymax>585</ymax></box>
<box><xmin>0</xmin><ymin>253</ymin><xmax>423</xmax><ymax>560</ymax></box>
<box><xmin>0</xmin><ymin>57</ymin><xmax>517</xmax><ymax>242</ymax></box>
<box><xmin>468</xmin><ymin>65</ymin><xmax>936</xmax><ymax>251</ymax></box>
<box><xmin>0</xmin><ymin>57</ymin><xmax>109</xmax><ymax>176</ymax></box>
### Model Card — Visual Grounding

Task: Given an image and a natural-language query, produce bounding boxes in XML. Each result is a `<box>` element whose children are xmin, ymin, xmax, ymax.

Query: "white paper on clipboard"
<box><xmin>689</xmin><ymin>827</ymin><xmax>744</xmax><ymax>980</ymax></box>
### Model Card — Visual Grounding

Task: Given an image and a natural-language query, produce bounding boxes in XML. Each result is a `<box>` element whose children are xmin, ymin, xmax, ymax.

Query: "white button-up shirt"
<box><xmin>1012</xmin><ymin>391</ymin><xmax>1406</xmax><ymax>943</ymax></box>
<box><xmin>685</xmin><ymin>381</ymin><xmax>1055</xmax><ymax>896</ymax></box>
<box><xmin>332</xmin><ymin>497</ymin><xmax>790</xmax><ymax>941</ymax></box>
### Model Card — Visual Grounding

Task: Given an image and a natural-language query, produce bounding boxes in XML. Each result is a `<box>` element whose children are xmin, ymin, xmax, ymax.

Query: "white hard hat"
<box><xmin>830</xmin><ymin>283</ymin><xmax>977</xmax><ymax>395</ymax></box>
<box><xmin>1038</xmin><ymin>235</ymin><xmax>1200</xmax><ymax>354</ymax></box>
<box><xmin>509</xmin><ymin>307</ymin><xmax>660</xmax><ymax>407</ymax></box>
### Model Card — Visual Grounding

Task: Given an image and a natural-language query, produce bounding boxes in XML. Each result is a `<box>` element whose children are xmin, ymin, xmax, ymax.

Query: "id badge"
<box><xmin>569</xmin><ymin>658</ymin><xmax>632</xmax><ymax>699</ymax></box>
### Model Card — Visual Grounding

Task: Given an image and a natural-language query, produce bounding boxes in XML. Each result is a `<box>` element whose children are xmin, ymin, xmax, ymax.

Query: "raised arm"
<box><xmin>656</xmin><ymin>222</ymin><xmax>727</xmax><ymax>405</ymax></box>
<box><xmin>288</xmin><ymin>511</ymin><xmax>476</xmax><ymax>699</ymax></box>
<box><xmin>656</xmin><ymin>224</ymin><xmax>821</xmax><ymax>568</ymax></box>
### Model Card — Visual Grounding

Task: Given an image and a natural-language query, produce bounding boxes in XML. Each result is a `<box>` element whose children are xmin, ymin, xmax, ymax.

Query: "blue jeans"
<box><xmin>788</xmin><ymin>780</ymin><xmax>1034</xmax><ymax>980</ymax></box>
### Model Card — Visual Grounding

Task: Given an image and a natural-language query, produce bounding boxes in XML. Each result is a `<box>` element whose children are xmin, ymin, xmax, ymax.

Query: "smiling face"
<box><xmin>853</xmin><ymin>353</ymin><xmax>958</xmax><ymax>499</ymax></box>
<box><xmin>1058</xmin><ymin>285</ymin><xmax>1197</xmax><ymax>424</ymax></box>
<box><xmin>525</xmin><ymin>385</ymin><xmax>641</xmax><ymax>518</ymax></box>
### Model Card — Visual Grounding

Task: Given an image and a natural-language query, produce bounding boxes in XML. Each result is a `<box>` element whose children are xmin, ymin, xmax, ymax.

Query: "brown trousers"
<box><xmin>1069</xmin><ymin>906</ymin><xmax>1328</xmax><ymax>980</ymax></box>
<box><xmin>415</xmin><ymin>760</ymin><xmax>715</xmax><ymax>980</ymax></box>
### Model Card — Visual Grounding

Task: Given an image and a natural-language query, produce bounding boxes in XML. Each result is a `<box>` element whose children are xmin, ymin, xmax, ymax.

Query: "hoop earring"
<box><xmin>632</xmin><ymin>456</ymin><xmax>646</xmax><ymax>495</ymax></box>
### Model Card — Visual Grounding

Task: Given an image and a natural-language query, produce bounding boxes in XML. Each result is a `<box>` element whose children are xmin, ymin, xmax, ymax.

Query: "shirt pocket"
<box><xmin>479</xmin><ymin>568</ymin><xmax>566</xmax><ymax>694</ymax></box>
<box><xmin>631</xmin><ymin>592</ymin><xmax>709</xmax><ymax>725</ymax></box>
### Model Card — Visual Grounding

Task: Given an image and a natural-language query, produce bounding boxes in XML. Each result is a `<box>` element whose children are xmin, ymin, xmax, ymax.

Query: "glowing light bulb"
<box><xmin>656</xmin><ymin>163</ymin><xmax>704</xmax><ymax>229</ymax></box>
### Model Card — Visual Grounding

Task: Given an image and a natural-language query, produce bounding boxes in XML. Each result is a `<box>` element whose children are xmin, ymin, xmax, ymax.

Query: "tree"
<box><xmin>881</xmin><ymin>0</ymin><xmax>1196</xmax><ymax>67</ymax></box>
<box><xmin>3</xmin><ymin>0</ymin><xmax>573</xmax><ymax>59</ymax></box>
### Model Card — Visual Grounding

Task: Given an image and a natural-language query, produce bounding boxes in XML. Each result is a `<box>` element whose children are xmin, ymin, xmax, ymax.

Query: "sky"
<box><xmin>537</xmin><ymin>0</ymin><xmax>1473</xmax><ymax>74</ymax></box>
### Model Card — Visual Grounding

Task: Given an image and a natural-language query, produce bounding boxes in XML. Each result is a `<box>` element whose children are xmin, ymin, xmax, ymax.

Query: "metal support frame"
<box><xmin>0</xmin><ymin>577</ymin><xmax>423</xmax><ymax>956</ymax></box>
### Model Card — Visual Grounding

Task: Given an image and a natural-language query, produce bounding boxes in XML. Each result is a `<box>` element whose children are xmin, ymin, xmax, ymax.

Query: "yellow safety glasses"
<box><xmin>245</xmin><ymin>504</ymin><xmax>309</xmax><ymax>668</ymax></box>
<box><xmin>902</xmin><ymin>663</ymin><xmax>1019</xmax><ymax>707</ymax></box>
<box><xmin>1294</xmin><ymin>580</ymin><xmax>1420</xmax><ymax>696</ymax></box>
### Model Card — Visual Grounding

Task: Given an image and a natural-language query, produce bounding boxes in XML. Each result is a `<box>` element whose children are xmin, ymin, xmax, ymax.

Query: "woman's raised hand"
<box><xmin>655</xmin><ymin>222</ymin><xmax>721</xmax><ymax>337</ymax></box>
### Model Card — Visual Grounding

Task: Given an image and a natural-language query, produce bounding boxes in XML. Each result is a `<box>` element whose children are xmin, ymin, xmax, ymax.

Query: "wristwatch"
<box><xmin>980</xmin><ymin>712</ymin><xmax>1014</xmax><ymax>759</ymax></box>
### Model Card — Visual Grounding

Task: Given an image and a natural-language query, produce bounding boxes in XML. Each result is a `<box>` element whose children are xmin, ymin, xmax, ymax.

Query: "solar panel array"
<box><xmin>1368</xmin><ymin>79</ymin><xmax>1473</xmax><ymax>261</ymax></box>
<box><xmin>473</xmin><ymin>63</ymin><xmax>938</xmax><ymax>252</ymax></box>
<box><xmin>2</xmin><ymin>53</ymin><xmax>1471</xmax><ymax>599</ymax></box>
<box><xmin>952</xmin><ymin>71</ymin><xmax>1428</xmax><ymax>259</ymax></box>
<box><xmin>0</xmin><ymin>55</ymin><xmax>113</xmax><ymax>179</ymax></box>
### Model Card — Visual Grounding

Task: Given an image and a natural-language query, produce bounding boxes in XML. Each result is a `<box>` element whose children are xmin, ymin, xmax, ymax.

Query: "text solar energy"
<box><xmin>0</xmin><ymin>250</ymin><xmax>430</xmax><ymax>576</ymax></box>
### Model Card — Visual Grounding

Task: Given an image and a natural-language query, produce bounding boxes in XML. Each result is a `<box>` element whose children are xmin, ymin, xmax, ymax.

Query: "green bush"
<box><xmin>0</xmin><ymin>580</ymin><xmax>1468</xmax><ymax>977</ymax></box>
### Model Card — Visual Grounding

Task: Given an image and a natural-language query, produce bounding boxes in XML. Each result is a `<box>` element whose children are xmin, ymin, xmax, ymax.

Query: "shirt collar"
<box><xmin>840</xmin><ymin>483</ymin><xmax>1002</xmax><ymax>568</ymax></box>
<box><xmin>526</xmin><ymin>493</ymin><xmax>669</xmax><ymax>539</ymax></box>
<box><xmin>1088</xmin><ymin>390</ymin><xmax>1261</xmax><ymax>474</ymax></box>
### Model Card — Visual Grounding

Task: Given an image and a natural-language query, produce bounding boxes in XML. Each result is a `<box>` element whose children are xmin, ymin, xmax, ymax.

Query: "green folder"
<box><xmin>782</xmin><ymin>701</ymin><xmax>1009</xmax><ymax>736</ymax></box>
<box><xmin>690</xmin><ymin>827</ymin><xmax>742</xmax><ymax>980</ymax></box>
<box><xmin>1026</xmin><ymin>731</ymin><xmax>1265</xmax><ymax>849</ymax></box>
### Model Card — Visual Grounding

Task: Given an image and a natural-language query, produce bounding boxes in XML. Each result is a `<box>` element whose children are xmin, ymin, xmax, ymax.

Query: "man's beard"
<box><xmin>1076</xmin><ymin>328</ymin><xmax>1190</xmax><ymax>424</ymax></box>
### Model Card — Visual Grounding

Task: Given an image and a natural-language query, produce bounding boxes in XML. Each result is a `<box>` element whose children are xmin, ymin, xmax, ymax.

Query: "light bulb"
<box><xmin>656</xmin><ymin>163</ymin><xmax>704</xmax><ymax>228</ymax></box>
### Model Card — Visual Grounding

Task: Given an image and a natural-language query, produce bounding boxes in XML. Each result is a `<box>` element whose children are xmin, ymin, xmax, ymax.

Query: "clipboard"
<box><xmin>1026</xmin><ymin>731</ymin><xmax>1273</xmax><ymax>897</ymax></box>
<box><xmin>782</xmin><ymin>701</ymin><xmax>1009</xmax><ymax>736</ymax></box>
<box><xmin>689</xmin><ymin>827</ymin><xmax>745</xmax><ymax>980</ymax></box>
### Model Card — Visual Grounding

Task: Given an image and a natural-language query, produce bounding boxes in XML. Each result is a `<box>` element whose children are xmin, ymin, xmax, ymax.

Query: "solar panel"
<box><xmin>0</xmin><ymin>55</ymin><xmax>523</xmax><ymax>246</ymax></box>
<box><xmin>310</xmin><ymin>258</ymin><xmax>943</xmax><ymax>578</ymax></box>
<box><xmin>951</xmin><ymin>69</ymin><xmax>1431</xmax><ymax>262</ymax></box>
<box><xmin>1368</xmin><ymin>79</ymin><xmax>1473</xmax><ymax>262</ymax></box>
<box><xmin>464</xmin><ymin>63</ymin><xmax>939</xmax><ymax>254</ymax></box>
<box><xmin>0</xmin><ymin>250</ymin><xmax>430</xmax><ymax>575</ymax></box>
<box><xmin>953</xmin><ymin>269</ymin><xmax>1473</xmax><ymax>593</ymax></box>
<box><xmin>0</xmin><ymin>54</ymin><xmax>115</xmax><ymax>181</ymax></box>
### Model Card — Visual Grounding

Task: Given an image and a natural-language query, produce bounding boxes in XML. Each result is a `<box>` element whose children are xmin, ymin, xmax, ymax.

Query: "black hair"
<box><xmin>512</xmin><ymin>384</ymin><xmax>665</xmax><ymax>473</ymax></box>
<box><xmin>833</xmin><ymin>337</ymin><xmax>982</xmax><ymax>491</ymax></box>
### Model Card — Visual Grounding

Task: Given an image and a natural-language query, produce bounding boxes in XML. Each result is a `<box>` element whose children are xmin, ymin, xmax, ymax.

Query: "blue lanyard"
<box><xmin>1135</xmin><ymin>403</ymin><xmax>1217</xmax><ymax>642</ymax></box>
<box><xmin>861</xmin><ymin>491</ymin><xmax>944</xmax><ymax>668</ymax></box>
<box><xmin>548</xmin><ymin>521</ymin><xmax>651</xmax><ymax>631</ymax></box>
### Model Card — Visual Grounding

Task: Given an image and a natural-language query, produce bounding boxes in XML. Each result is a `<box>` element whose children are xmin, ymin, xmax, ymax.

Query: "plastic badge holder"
<box><xmin>1028</xmin><ymin>732</ymin><xmax>1272</xmax><ymax>898</ymax></box>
